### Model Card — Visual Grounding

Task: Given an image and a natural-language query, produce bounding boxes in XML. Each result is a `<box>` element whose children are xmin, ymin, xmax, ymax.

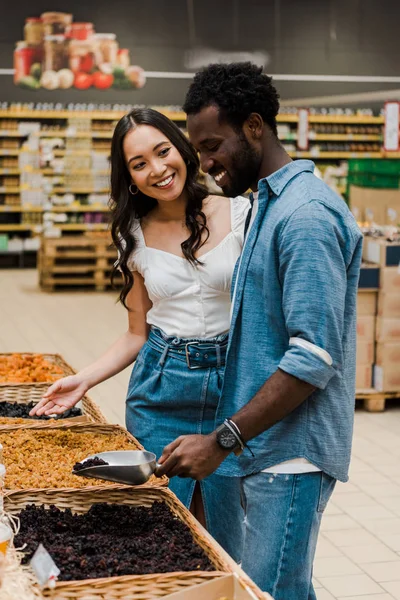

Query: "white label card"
<box><xmin>30</xmin><ymin>544</ymin><xmax>60</xmax><ymax>589</ymax></box>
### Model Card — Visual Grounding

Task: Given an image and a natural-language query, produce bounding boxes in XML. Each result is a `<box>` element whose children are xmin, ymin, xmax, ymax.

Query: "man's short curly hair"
<box><xmin>183</xmin><ymin>62</ymin><xmax>280</xmax><ymax>136</ymax></box>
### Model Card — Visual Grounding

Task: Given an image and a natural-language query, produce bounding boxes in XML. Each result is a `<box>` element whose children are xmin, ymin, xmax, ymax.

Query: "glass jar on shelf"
<box><xmin>94</xmin><ymin>33</ymin><xmax>118</xmax><ymax>66</ymax></box>
<box><xmin>13</xmin><ymin>41</ymin><xmax>36</xmax><ymax>84</ymax></box>
<box><xmin>43</xmin><ymin>35</ymin><xmax>67</xmax><ymax>72</ymax></box>
<box><xmin>117</xmin><ymin>48</ymin><xmax>130</xmax><ymax>69</ymax></box>
<box><xmin>67</xmin><ymin>22</ymin><xmax>94</xmax><ymax>41</ymax></box>
<box><xmin>24</xmin><ymin>17</ymin><xmax>44</xmax><ymax>46</ymax></box>
<box><xmin>41</xmin><ymin>12</ymin><xmax>72</xmax><ymax>36</ymax></box>
<box><xmin>69</xmin><ymin>39</ymin><xmax>96</xmax><ymax>73</ymax></box>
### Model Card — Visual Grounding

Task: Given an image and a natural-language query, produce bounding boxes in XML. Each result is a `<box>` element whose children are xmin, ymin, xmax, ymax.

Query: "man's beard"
<box><xmin>222</xmin><ymin>133</ymin><xmax>261</xmax><ymax>197</ymax></box>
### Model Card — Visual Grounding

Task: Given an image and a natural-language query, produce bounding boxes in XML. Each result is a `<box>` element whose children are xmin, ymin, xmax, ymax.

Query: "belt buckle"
<box><xmin>185</xmin><ymin>342</ymin><xmax>203</xmax><ymax>370</ymax></box>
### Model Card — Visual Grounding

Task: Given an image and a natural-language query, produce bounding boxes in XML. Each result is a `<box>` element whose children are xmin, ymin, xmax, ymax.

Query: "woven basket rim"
<box><xmin>6</xmin><ymin>487</ymin><xmax>231</xmax><ymax>590</ymax></box>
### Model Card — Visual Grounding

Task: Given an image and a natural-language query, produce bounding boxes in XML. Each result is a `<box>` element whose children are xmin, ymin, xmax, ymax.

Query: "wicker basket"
<box><xmin>0</xmin><ymin>384</ymin><xmax>107</xmax><ymax>429</ymax></box>
<box><xmin>1</xmin><ymin>422</ymin><xmax>168</xmax><ymax>492</ymax></box>
<box><xmin>5</xmin><ymin>487</ymin><xmax>230</xmax><ymax>600</ymax></box>
<box><xmin>0</xmin><ymin>353</ymin><xmax>76</xmax><ymax>387</ymax></box>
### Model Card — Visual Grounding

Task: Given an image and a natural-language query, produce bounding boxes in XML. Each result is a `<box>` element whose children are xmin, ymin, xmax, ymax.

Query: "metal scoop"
<box><xmin>72</xmin><ymin>450</ymin><xmax>160</xmax><ymax>486</ymax></box>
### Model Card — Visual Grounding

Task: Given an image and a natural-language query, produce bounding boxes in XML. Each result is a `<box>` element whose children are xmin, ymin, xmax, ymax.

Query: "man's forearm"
<box><xmin>230</xmin><ymin>369</ymin><xmax>315</xmax><ymax>442</ymax></box>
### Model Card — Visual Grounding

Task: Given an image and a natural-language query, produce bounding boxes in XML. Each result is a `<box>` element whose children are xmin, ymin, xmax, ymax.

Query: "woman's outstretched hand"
<box><xmin>29</xmin><ymin>375</ymin><xmax>89</xmax><ymax>417</ymax></box>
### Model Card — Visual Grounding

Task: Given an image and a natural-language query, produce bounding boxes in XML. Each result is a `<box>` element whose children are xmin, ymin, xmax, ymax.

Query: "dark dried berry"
<box><xmin>15</xmin><ymin>502</ymin><xmax>215</xmax><ymax>580</ymax></box>
<box><xmin>0</xmin><ymin>401</ymin><xmax>82</xmax><ymax>420</ymax></box>
<box><xmin>73</xmin><ymin>457</ymin><xmax>109</xmax><ymax>472</ymax></box>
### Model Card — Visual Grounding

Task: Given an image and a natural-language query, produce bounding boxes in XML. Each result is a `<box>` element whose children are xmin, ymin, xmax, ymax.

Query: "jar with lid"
<box><xmin>67</xmin><ymin>22</ymin><xmax>94</xmax><ymax>41</ymax></box>
<box><xmin>41</xmin><ymin>12</ymin><xmax>72</xmax><ymax>36</ymax></box>
<box><xmin>94</xmin><ymin>33</ymin><xmax>118</xmax><ymax>66</ymax></box>
<box><xmin>69</xmin><ymin>39</ymin><xmax>96</xmax><ymax>73</ymax></box>
<box><xmin>43</xmin><ymin>35</ymin><xmax>67</xmax><ymax>72</ymax></box>
<box><xmin>14</xmin><ymin>41</ymin><xmax>36</xmax><ymax>83</ymax></box>
<box><xmin>117</xmin><ymin>48</ymin><xmax>130</xmax><ymax>69</ymax></box>
<box><xmin>24</xmin><ymin>17</ymin><xmax>44</xmax><ymax>46</ymax></box>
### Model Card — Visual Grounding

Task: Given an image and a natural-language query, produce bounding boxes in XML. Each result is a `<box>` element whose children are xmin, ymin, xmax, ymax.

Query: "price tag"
<box><xmin>30</xmin><ymin>544</ymin><xmax>60</xmax><ymax>589</ymax></box>
<box><xmin>297</xmin><ymin>109</ymin><xmax>309</xmax><ymax>150</ymax></box>
<box><xmin>384</xmin><ymin>102</ymin><xmax>400</xmax><ymax>152</ymax></box>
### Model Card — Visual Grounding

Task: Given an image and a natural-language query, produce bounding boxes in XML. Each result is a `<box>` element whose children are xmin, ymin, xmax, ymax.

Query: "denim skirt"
<box><xmin>125</xmin><ymin>327</ymin><xmax>244</xmax><ymax>562</ymax></box>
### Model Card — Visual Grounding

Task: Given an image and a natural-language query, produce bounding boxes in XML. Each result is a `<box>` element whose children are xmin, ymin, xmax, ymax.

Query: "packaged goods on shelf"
<box><xmin>376</xmin><ymin>318</ymin><xmax>400</xmax><ymax>342</ymax></box>
<box><xmin>357</xmin><ymin>290</ymin><xmax>377</xmax><ymax>315</ymax></box>
<box><xmin>356</xmin><ymin>364</ymin><xmax>373</xmax><ymax>388</ymax></box>
<box><xmin>380</xmin><ymin>267</ymin><xmax>400</xmax><ymax>293</ymax></box>
<box><xmin>374</xmin><ymin>362</ymin><xmax>400</xmax><ymax>392</ymax></box>
<box><xmin>363</xmin><ymin>237</ymin><xmax>400</xmax><ymax>266</ymax></box>
<box><xmin>378</xmin><ymin>293</ymin><xmax>400</xmax><ymax>317</ymax></box>
<box><xmin>357</xmin><ymin>315</ymin><xmax>375</xmax><ymax>342</ymax></box>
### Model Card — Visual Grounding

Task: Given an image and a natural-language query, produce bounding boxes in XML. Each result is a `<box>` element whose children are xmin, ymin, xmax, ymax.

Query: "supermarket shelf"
<box><xmin>0</xmin><ymin>187</ymin><xmax>20</xmax><ymax>193</ymax></box>
<box><xmin>309</xmin><ymin>115</ymin><xmax>384</xmax><ymax>124</ymax></box>
<box><xmin>289</xmin><ymin>151</ymin><xmax>383</xmax><ymax>159</ymax></box>
<box><xmin>309</xmin><ymin>134</ymin><xmax>382</xmax><ymax>142</ymax></box>
<box><xmin>0</xmin><ymin>149</ymin><xmax>20</xmax><ymax>156</ymax></box>
<box><xmin>52</xmin><ymin>188</ymin><xmax>109</xmax><ymax>194</ymax></box>
<box><xmin>53</xmin><ymin>150</ymin><xmax>110</xmax><ymax>156</ymax></box>
<box><xmin>0</xmin><ymin>224</ymin><xmax>37</xmax><ymax>231</ymax></box>
<box><xmin>38</xmin><ymin>130</ymin><xmax>114</xmax><ymax>139</ymax></box>
<box><xmin>0</xmin><ymin>130</ymin><xmax>25</xmax><ymax>137</ymax></box>
<box><xmin>54</xmin><ymin>223</ymin><xmax>109</xmax><ymax>231</ymax></box>
<box><xmin>0</xmin><ymin>206</ymin><xmax>43</xmax><ymax>212</ymax></box>
<box><xmin>276</xmin><ymin>115</ymin><xmax>299</xmax><ymax>123</ymax></box>
<box><xmin>0</xmin><ymin>168</ymin><xmax>20</xmax><ymax>175</ymax></box>
<box><xmin>0</xmin><ymin>109</ymin><xmax>186</xmax><ymax>121</ymax></box>
<box><xmin>50</xmin><ymin>205</ymin><xmax>110</xmax><ymax>212</ymax></box>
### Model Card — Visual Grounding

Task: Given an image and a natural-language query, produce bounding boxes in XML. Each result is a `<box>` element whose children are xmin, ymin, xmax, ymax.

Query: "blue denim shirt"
<box><xmin>217</xmin><ymin>160</ymin><xmax>363</xmax><ymax>482</ymax></box>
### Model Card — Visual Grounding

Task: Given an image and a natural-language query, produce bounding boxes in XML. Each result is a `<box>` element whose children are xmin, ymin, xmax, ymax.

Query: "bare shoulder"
<box><xmin>202</xmin><ymin>194</ymin><xmax>230</xmax><ymax>219</ymax></box>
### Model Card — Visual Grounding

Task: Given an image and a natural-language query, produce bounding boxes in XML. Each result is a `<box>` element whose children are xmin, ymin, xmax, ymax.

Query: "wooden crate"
<box><xmin>38</xmin><ymin>236</ymin><xmax>122</xmax><ymax>292</ymax></box>
<box><xmin>0</xmin><ymin>384</ymin><xmax>107</xmax><ymax>428</ymax></box>
<box><xmin>5</xmin><ymin>487</ymin><xmax>230</xmax><ymax>600</ymax></box>
<box><xmin>356</xmin><ymin>388</ymin><xmax>400</xmax><ymax>412</ymax></box>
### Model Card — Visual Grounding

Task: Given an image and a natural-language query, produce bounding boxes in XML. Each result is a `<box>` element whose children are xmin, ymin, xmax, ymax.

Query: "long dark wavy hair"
<box><xmin>110</xmin><ymin>108</ymin><xmax>209</xmax><ymax>309</ymax></box>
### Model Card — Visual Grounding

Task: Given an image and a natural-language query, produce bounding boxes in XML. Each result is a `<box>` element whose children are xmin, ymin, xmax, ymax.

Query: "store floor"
<box><xmin>2</xmin><ymin>270</ymin><xmax>400</xmax><ymax>600</ymax></box>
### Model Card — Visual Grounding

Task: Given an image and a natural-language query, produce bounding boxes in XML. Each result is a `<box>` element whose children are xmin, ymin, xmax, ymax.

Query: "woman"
<box><xmin>31</xmin><ymin>108</ymin><xmax>249</xmax><ymax>561</ymax></box>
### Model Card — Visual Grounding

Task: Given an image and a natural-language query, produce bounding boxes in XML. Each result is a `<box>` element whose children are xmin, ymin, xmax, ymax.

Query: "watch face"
<box><xmin>217</xmin><ymin>427</ymin><xmax>237</xmax><ymax>450</ymax></box>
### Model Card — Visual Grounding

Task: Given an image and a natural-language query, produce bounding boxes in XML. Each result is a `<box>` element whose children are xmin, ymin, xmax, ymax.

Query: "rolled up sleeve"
<box><xmin>277</xmin><ymin>201</ymin><xmax>349</xmax><ymax>389</ymax></box>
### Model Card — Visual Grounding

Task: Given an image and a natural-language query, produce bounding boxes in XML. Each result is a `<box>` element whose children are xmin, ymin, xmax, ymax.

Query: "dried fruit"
<box><xmin>15</xmin><ymin>502</ymin><xmax>215</xmax><ymax>580</ymax></box>
<box><xmin>73</xmin><ymin>457</ymin><xmax>108</xmax><ymax>471</ymax></box>
<box><xmin>1</xmin><ymin>429</ymin><xmax>137</xmax><ymax>489</ymax></box>
<box><xmin>0</xmin><ymin>354</ymin><xmax>64</xmax><ymax>384</ymax></box>
<box><xmin>0</xmin><ymin>401</ymin><xmax>81</xmax><ymax>421</ymax></box>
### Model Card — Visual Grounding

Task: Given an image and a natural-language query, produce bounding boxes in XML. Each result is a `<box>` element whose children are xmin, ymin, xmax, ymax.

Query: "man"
<box><xmin>157</xmin><ymin>62</ymin><xmax>363</xmax><ymax>600</ymax></box>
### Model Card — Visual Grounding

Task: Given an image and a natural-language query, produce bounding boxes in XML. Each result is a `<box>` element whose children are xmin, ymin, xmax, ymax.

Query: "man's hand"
<box><xmin>155</xmin><ymin>433</ymin><xmax>230</xmax><ymax>480</ymax></box>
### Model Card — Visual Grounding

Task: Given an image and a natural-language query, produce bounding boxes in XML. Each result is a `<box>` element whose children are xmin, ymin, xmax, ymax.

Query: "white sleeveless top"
<box><xmin>128</xmin><ymin>196</ymin><xmax>250</xmax><ymax>339</ymax></box>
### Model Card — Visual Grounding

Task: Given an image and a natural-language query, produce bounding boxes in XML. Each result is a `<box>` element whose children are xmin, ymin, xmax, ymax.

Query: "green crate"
<box><xmin>348</xmin><ymin>159</ymin><xmax>400</xmax><ymax>176</ymax></box>
<box><xmin>347</xmin><ymin>173</ymin><xmax>400</xmax><ymax>189</ymax></box>
<box><xmin>0</xmin><ymin>235</ymin><xmax>8</xmax><ymax>251</ymax></box>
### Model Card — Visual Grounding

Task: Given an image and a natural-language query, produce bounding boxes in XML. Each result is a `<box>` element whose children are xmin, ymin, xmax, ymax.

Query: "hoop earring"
<box><xmin>129</xmin><ymin>183</ymin><xmax>139</xmax><ymax>195</ymax></box>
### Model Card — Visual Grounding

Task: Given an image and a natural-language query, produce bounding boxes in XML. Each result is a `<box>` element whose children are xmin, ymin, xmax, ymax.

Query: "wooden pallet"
<box><xmin>356</xmin><ymin>388</ymin><xmax>400</xmax><ymax>412</ymax></box>
<box><xmin>39</xmin><ymin>235</ymin><xmax>122</xmax><ymax>291</ymax></box>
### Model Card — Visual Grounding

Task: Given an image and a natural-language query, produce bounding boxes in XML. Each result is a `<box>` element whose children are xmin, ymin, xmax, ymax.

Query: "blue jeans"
<box><xmin>125</xmin><ymin>327</ymin><xmax>244</xmax><ymax>563</ymax></box>
<box><xmin>240</xmin><ymin>471</ymin><xmax>336</xmax><ymax>599</ymax></box>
